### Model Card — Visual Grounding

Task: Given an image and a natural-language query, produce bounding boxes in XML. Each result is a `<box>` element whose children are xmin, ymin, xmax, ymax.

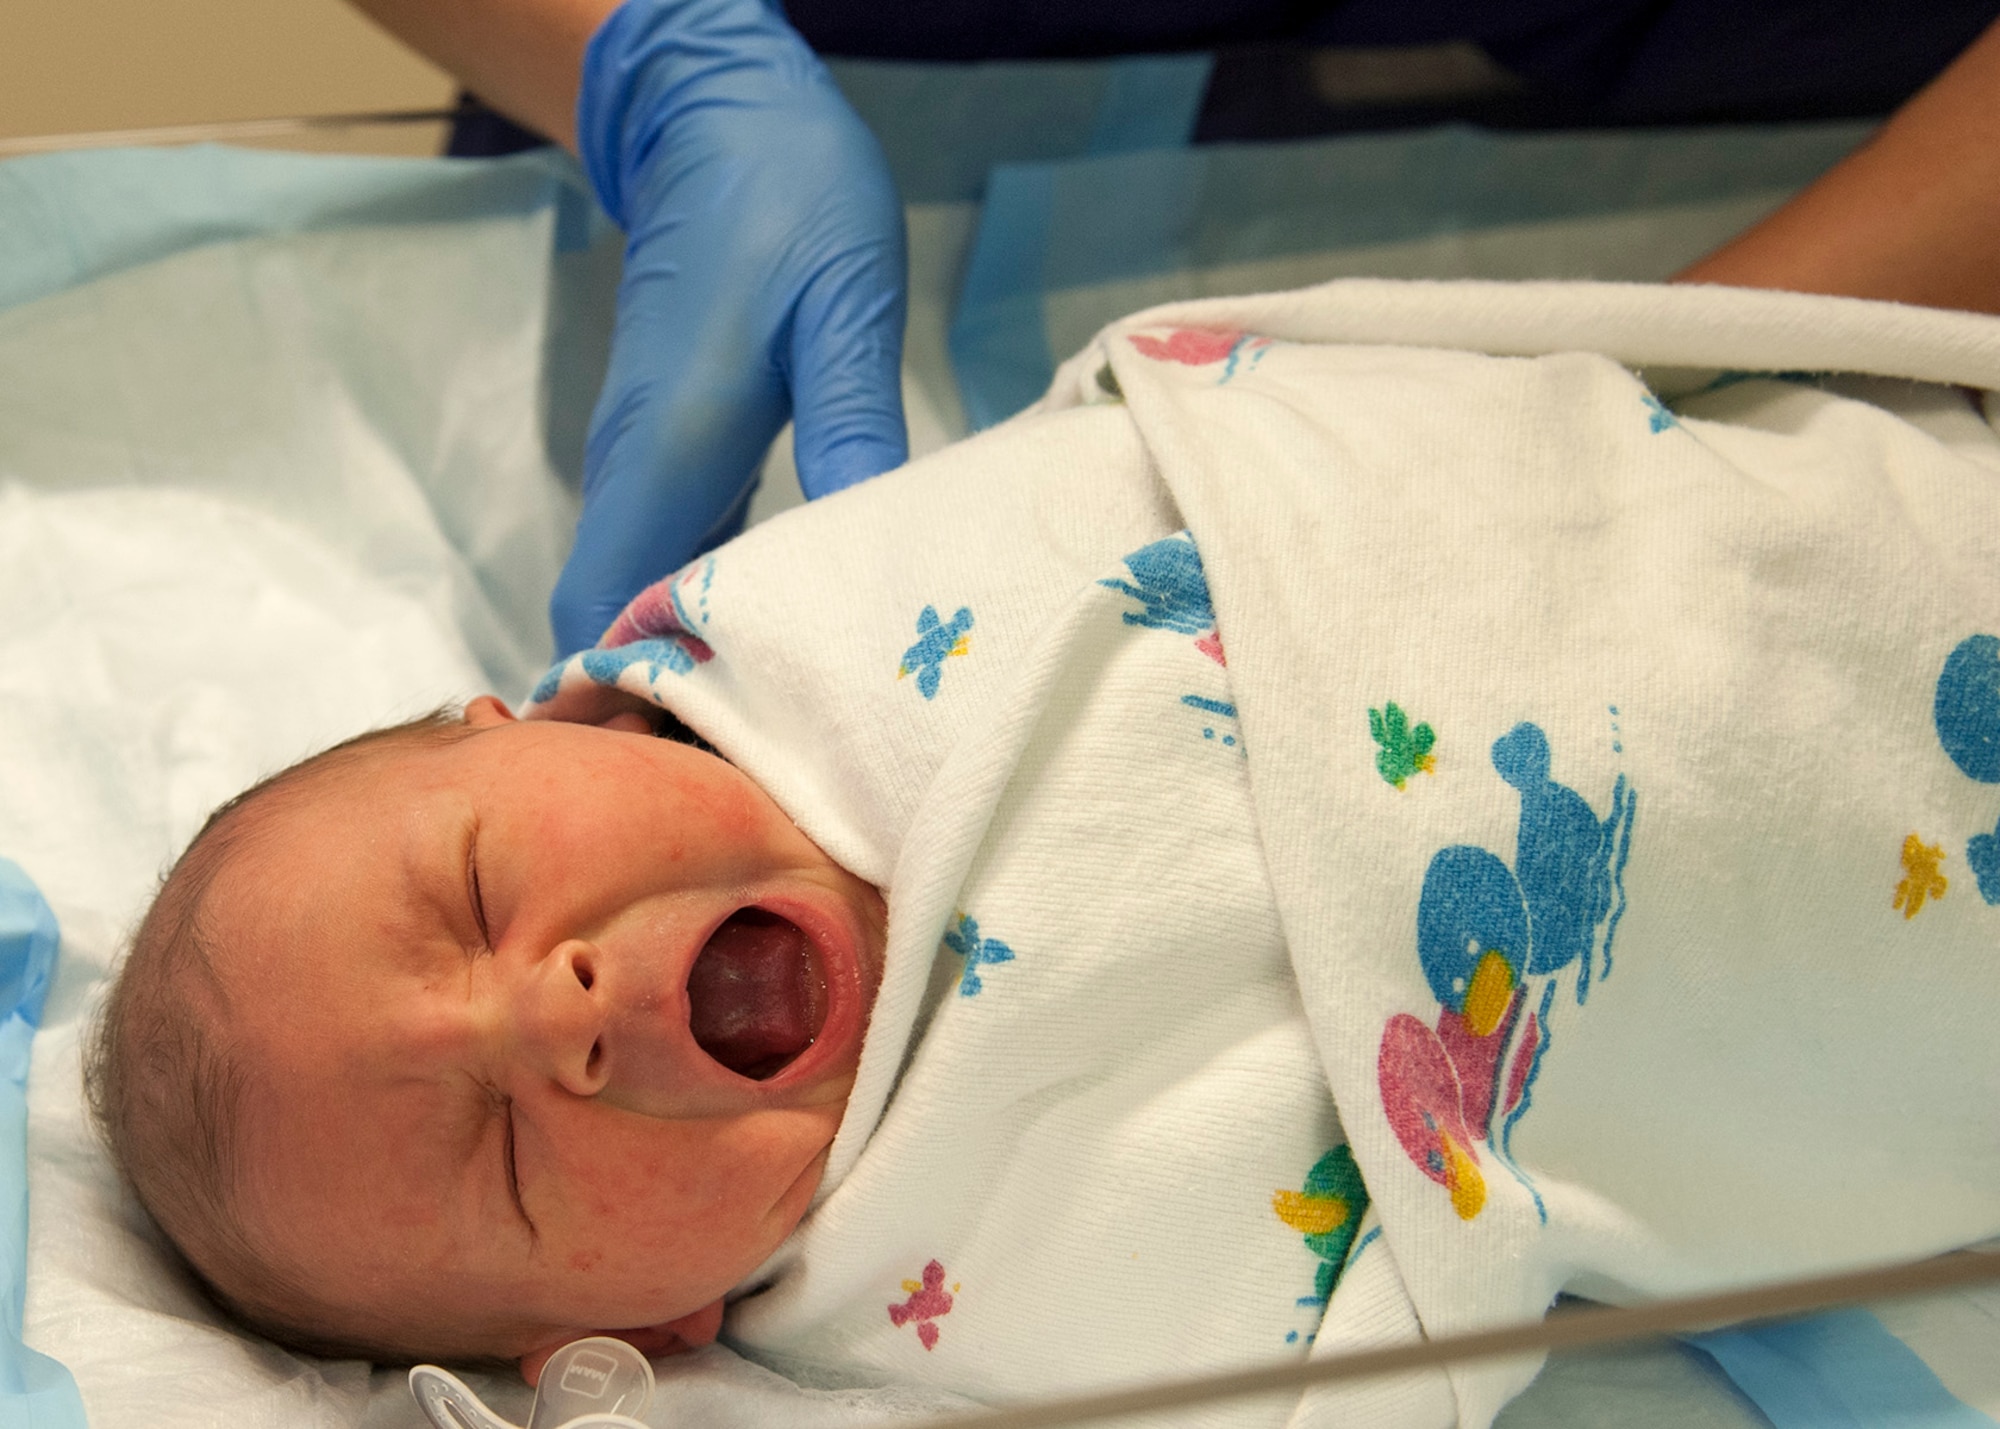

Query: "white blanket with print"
<box><xmin>529</xmin><ymin>280</ymin><xmax>2000</xmax><ymax>1429</ymax></box>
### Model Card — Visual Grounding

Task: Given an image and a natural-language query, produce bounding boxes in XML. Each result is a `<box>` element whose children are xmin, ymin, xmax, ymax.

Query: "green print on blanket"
<box><xmin>1378</xmin><ymin>723</ymin><xmax>1635</xmax><ymax>1225</ymax></box>
<box><xmin>1369</xmin><ymin>702</ymin><xmax>1436</xmax><ymax>789</ymax></box>
<box><xmin>1271</xmin><ymin>1145</ymin><xmax>1370</xmax><ymax>1309</ymax></box>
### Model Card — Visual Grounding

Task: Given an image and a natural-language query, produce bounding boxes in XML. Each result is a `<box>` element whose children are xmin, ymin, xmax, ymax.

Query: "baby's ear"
<box><xmin>464</xmin><ymin>696</ymin><xmax>517</xmax><ymax>729</ymax></box>
<box><xmin>593</xmin><ymin>710</ymin><xmax>658</xmax><ymax>735</ymax></box>
<box><xmin>518</xmin><ymin>1302</ymin><xmax>725</xmax><ymax>1386</ymax></box>
<box><xmin>570</xmin><ymin>690</ymin><xmax>662</xmax><ymax>734</ymax></box>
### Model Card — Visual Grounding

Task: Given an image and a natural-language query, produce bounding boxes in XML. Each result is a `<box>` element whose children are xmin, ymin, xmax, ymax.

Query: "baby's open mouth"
<box><xmin>687</xmin><ymin>908</ymin><xmax>827</xmax><ymax>1080</ymax></box>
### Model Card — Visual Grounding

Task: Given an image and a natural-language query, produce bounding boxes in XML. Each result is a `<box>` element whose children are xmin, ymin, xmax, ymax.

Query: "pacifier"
<box><xmin>410</xmin><ymin>1337</ymin><xmax>656</xmax><ymax>1429</ymax></box>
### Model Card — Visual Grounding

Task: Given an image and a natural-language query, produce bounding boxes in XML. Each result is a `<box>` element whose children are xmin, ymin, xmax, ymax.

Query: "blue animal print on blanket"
<box><xmin>900</xmin><ymin>605</ymin><xmax>973</xmax><ymax>700</ymax></box>
<box><xmin>1183</xmin><ymin>694</ymin><xmax>1244</xmax><ymax>752</ymax></box>
<box><xmin>531</xmin><ymin>639</ymin><xmax>700</xmax><ymax>704</ymax></box>
<box><xmin>1378</xmin><ymin>722</ymin><xmax>1636</xmax><ymax>1224</ymax></box>
<box><xmin>1103</xmin><ymin>534</ymin><xmax>1235</xmax><ymax>744</ymax></box>
<box><xmin>580</xmin><ymin>640</ymin><xmax>702</xmax><ymax>687</ymax></box>
<box><xmin>1489</xmin><ymin>723</ymin><xmax>1635</xmax><ymax>992</ymax></box>
<box><xmin>1100</xmin><ymin>534</ymin><xmax>1215</xmax><ymax>635</ymax></box>
<box><xmin>943</xmin><ymin>913</ymin><xmax>1015</xmax><ymax>996</ymax></box>
<box><xmin>1933</xmin><ymin>634</ymin><xmax>2000</xmax><ymax>904</ymax></box>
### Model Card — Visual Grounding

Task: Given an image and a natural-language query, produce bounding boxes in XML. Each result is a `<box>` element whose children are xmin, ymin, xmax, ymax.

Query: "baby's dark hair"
<box><xmin>83</xmin><ymin>706</ymin><xmax>479</xmax><ymax>1359</ymax></box>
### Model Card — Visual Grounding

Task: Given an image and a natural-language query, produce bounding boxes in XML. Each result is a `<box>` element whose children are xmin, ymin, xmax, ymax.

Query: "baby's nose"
<box><xmin>514</xmin><ymin>940</ymin><xmax>609</xmax><ymax>1097</ymax></box>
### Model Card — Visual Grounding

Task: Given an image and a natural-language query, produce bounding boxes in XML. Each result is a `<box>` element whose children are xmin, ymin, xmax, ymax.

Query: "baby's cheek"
<box><xmin>548</xmin><ymin>1120</ymin><xmax>719</xmax><ymax>1232</ymax></box>
<box><xmin>678</xmin><ymin>760</ymin><xmax>820</xmax><ymax>869</ymax></box>
<box><xmin>596</xmin><ymin>1122</ymin><xmax>801</xmax><ymax>1247</ymax></box>
<box><xmin>554</xmin><ymin>1138</ymin><xmax>672</xmax><ymax>1223</ymax></box>
<box><xmin>703</xmin><ymin>782</ymin><xmax>783</xmax><ymax>858</ymax></box>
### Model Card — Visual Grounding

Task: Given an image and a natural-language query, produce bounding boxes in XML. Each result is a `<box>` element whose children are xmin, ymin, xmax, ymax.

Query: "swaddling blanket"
<box><xmin>527</xmin><ymin>279</ymin><xmax>2000</xmax><ymax>1429</ymax></box>
<box><xmin>530</xmin><ymin>410</ymin><xmax>1360</xmax><ymax>1425</ymax></box>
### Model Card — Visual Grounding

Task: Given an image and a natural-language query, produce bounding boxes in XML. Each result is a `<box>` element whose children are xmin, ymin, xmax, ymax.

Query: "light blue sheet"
<box><xmin>0</xmin><ymin>144</ymin><xmax>610</xmax><ymax>320</ymax></box>
<box><xmin>0</xmin><ymin>860</ymin><xmax>84</xmax><ymax>1429</ymax></box>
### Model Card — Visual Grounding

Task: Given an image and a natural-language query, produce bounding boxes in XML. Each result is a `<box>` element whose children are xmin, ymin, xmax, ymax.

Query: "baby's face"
<box><xmin>202</xmin><ymin>699</ymin><xmax>885</xmax><ymax>1373</ymax></box>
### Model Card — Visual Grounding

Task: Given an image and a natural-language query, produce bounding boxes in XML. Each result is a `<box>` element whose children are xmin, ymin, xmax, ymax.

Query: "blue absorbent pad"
<box><xmin>826</xmin><ymin>53</ymin><xmax>1212</xmax><ymax>202</ymax></box>
<box><xmin>1687</xmin><ymin>1309</ymin><xmax>2000</xmax><ymax>1429</ymax></box>
<box><xmin>0</xmin><ymin>859</ymin><xmax>84</xmax><ymax>1428</ymax></box>
<box><xmin>950</xmin><ymin>119</ymin><xmax>1874</xmax><ymax>426</ymax></box>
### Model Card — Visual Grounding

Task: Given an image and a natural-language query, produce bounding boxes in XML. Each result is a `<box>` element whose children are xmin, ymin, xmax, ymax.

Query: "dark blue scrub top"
<box><xmin>785</xmin><ymin>0</ymin><xmax>1999</xmax><ymax>127</ymax></box>
<box><xmin>452</xmin><ymin>1</ymin><xmax>1998</xmax><ymax>153</ymax></box>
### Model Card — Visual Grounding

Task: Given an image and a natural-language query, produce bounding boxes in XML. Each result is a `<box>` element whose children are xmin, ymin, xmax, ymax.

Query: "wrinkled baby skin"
<box><xmin>204</xmin><ymin>698</ymin><xmax>885</xmax><ymax>1379</ymax></box>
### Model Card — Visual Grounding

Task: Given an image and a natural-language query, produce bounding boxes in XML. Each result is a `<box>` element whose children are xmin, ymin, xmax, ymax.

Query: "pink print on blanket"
<box><xmin>599</xmin><ymin>556</ymin><xmax>716</xmax><ymax>666</ymax></box>
<box><xmin>1128</xmin><ymin>328</ymin><xmax>1273</xmax><ymax>385</ymax></box>
<box><xmin>888</xmin><ymin>1261</ymin><xmax>957</xmax><ymax>1351</ymax></box>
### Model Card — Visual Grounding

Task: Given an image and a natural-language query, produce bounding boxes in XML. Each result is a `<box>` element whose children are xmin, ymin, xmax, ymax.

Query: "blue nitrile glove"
<box><xmin>553</xmin><ymin>0</ymin><xmax>908</xmax><ymax>654</ymax></box>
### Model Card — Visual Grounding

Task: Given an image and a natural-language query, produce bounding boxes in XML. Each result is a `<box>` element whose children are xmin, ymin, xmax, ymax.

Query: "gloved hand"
<box><xmin>552</xmin><ymin>0</ymin><xmax>908</xmax><ymax>655</ymax></box>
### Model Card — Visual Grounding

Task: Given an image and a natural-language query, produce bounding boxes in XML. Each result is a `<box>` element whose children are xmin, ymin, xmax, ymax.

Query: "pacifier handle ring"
<box><xmin>409</xmin><ymin>1364</ymin><xmax>524</xmax><ymax>1429</ymax></box>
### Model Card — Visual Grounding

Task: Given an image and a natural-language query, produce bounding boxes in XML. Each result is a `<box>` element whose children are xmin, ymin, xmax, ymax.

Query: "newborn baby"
<box><xmin>89</xmin><ymin>697</ymin><xmax>887</xmax><ymax>1376</ymax></box>
<box><xmin>92</xmin><ymin>395</ymin><xmax>1345</xmax><ymax>1417</ymax></box>
<box><xmin>90</xmin><ymin>282</ymin><xmax>2000</xmax><ymax>1429</ymax></box>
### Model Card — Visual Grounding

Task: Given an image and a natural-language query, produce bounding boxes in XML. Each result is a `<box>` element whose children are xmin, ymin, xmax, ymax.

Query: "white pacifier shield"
<box><xmin>528</xmin><ymin>1338</ymin><xmax>656</xmax><ymax>1429</ymax></box>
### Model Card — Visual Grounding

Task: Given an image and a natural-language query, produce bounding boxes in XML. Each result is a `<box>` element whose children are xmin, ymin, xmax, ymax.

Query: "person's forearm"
<box><xmin>346</xmin><ymin>0</ymin><xmax>622</xmax><ymax>149</ymax></box>
<box><xmin>1674</xmin><ymin>16</ymin><xmax>2000</xmax><ymax>315</ymax></box>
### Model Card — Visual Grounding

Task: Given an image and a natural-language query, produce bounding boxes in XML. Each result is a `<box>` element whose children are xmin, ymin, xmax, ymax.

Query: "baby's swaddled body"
<box><xmin>533</xmin><ymin>411</ymin><xmax>1359</xmax><ymax>1420</ymax></box>
<box><xmin>530</xmin><ymin>280</ymin><xmax>2000</xmax><ymax>1429</ymax></box>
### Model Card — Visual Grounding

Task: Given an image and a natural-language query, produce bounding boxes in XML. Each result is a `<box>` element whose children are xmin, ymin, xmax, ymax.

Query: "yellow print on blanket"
<box><xmin>1272</xmin><ymin>1144</ymin><xmax>1370</xmax><ymax>1326</ymax></box>
<box><xmin>1894</xmin><ymin>834</ymin><xmax>1948</xmax><ymax>919</ymax></box>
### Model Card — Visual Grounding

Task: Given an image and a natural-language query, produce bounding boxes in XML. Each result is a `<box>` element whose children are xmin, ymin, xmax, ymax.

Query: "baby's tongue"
<box><xmin>687</xmin><ymin>909</ymin><xmax>819</xmax><ymax>1080</ymax></box>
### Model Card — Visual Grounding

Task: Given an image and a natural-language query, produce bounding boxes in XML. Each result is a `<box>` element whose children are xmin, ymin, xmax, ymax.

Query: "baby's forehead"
<box><xmin>198</xmin><ymin>752</ymin><xmax>470</xmax><ymax>982</ymax></box>
<box><xmin>246</xmin><ymin>720</ymin><xmax>491</xmax><ymax>836</ymax></box>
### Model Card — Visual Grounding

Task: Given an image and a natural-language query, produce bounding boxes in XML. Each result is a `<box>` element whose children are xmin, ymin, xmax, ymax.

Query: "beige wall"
<box><xmin>0</xmin><ymin>0</ymin><xmax>457</xmax><ymax>155</ymax></box>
